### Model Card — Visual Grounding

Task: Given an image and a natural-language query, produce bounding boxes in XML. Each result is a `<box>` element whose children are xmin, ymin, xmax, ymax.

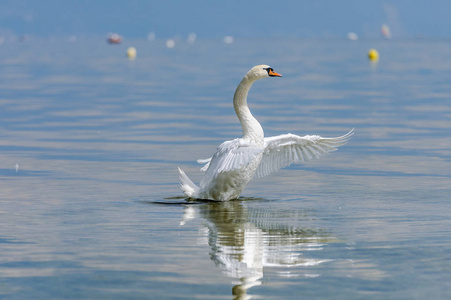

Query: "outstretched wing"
<box><xmin>202</xmin><ymin>138</ymin><xmax>263</xmax><ymax>180</ymax></box>
<box><xmin>254</xmin><ymin>129</ymin><xmax>354</xmax><ymax>179</ymax></box>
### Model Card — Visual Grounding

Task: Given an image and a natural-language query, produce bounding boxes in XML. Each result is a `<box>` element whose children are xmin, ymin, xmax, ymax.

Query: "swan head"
<box><xmin>245</xmin><ymin>65</ymin><xmax>282</xmax><ymax>81</ymax></box>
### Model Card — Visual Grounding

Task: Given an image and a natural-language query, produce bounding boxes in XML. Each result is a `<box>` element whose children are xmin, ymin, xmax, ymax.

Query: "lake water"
<box><xmin>0</xmin><ymin>37</ymin><xmax>450</xmax><ymax>299</ymax></box>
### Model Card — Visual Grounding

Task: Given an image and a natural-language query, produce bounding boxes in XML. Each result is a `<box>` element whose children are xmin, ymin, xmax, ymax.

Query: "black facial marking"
<box><xmin>265</xmin><ymin>67</ymin><xmax>279</xmax><ymax>77</ymax></box>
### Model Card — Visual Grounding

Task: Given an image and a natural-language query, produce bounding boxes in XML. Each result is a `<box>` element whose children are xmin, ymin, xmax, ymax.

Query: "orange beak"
<box><xmin>269</xmin><ymin>69</ymin><xmax>282</xmax><ymax>77</ymax></box>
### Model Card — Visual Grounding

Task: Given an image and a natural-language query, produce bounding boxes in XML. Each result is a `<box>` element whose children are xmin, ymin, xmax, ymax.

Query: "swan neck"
<box><xmin>233</xmin><ymin>76</ymin><xmax>264</xmax><ymax>143</ymax></box>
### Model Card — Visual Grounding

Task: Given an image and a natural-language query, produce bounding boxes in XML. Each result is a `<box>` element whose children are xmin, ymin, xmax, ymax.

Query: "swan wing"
<box><xmin>197</xmin><ymin>158</ymin><xmax>211</xmax><ymax>172</ymax></box>
<box><xmin>203</xmin><ymin>138</ymin><xmax>263</xmax><ymax>179</ymax></box>
<box><xmin>254</xmin><ymin>129</ymin><xmax>354</xmax><ymax>179</ymax></box>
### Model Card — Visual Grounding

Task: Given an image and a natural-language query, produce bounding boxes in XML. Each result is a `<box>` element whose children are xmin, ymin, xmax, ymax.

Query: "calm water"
<box><xmin>0</xmin><ymin>37</ymin><xmax>450</xmax><ymax>299</ymax></box>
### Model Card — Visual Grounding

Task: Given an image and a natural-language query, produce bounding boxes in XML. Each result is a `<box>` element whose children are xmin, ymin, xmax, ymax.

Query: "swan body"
<box><xmin>178</xmin><ymin>65</ymin><xmax>353</xmax><ymax>201</ymax></box>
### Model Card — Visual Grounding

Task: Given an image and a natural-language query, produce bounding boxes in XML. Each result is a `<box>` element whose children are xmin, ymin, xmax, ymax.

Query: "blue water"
<box><xmin>0</xmin><ymin>37</ymin><xmax>450</xmax><ymax>299</ymax></box>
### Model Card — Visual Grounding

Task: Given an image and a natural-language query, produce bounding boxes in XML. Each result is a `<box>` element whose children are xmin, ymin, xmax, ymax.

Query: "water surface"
<box><xmin>0</xmin><ymin>37</ymin><xmax>450</xmax><ymax>299</ymax></box>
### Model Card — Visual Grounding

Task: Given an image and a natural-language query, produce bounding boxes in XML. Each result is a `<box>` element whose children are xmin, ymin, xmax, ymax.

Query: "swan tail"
<box><xmin>177</xmin><ymin>167</ymin><xmax>200</xmax><ymax>198</ymax></box>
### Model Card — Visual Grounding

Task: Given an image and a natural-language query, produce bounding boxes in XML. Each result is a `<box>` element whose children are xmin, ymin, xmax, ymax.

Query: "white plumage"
<box><xmin>178</xmin><ymin>65</ymin><xmax>353</xmax><ymax>201</ymax></box>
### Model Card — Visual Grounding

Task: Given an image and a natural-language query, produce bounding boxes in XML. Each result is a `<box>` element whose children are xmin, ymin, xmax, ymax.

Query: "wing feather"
<box><xmin>197</xmin><ymin>158</ymin><xmax>211</xmax><ymax>172</ymax></box>
<box><xmin>201</xmin><ymin>138</ymin><xmax>263</xmax><ymax>182</ymax></box>
<box><xmin>254</xmin><ymin>129</ymin><xmax>354</xmax><ymax>179</ymax></box>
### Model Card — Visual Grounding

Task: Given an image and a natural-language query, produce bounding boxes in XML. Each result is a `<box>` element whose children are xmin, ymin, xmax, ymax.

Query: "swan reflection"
<box><xmin>181</xmin><ymin>200</ymin><xmax>338</xmax><ymax>299</ymax></box>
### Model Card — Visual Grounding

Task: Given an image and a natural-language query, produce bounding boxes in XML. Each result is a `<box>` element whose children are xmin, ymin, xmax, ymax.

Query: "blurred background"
<box><xmin>1</xmin><ymin>0</ymin><xmax>450</xmax><ymax>40</ymax></box>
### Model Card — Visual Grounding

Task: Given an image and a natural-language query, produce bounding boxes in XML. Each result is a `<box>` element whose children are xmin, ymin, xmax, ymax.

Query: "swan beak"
<box><xmin>268</xmin><ymin>69</ymin><xmax>282</xmax><ymax>77</ymax></box>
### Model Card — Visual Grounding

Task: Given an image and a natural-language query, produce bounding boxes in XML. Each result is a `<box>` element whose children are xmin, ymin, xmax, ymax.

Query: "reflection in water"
<box><xmin>181</xmin><ymin>200</ymin><xmax>338</xmax><ymax>299</ymax></box>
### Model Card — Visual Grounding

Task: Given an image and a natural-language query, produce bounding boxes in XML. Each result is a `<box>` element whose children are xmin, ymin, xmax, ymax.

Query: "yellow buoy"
<box><xmin>368</xmin><ymin>48</ymin><xmax>379</xmax><ymax>61</ymax></box>
<box><xmin>127</xmin><ymin>47</ymin><xmax>137</xmax><ymax>59</ymax></box>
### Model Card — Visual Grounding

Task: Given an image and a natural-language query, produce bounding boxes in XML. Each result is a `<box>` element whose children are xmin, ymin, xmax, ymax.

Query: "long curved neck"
<box><xmin>233</xmin><ymin>75</ymin><xmax>264</xmax><ymax>144</ymax></box>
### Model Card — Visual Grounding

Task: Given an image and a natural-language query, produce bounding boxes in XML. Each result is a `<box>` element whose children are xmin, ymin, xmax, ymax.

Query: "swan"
<box><xmin>178</xmin><ymin>65</ymin><xmax>353</xmax><ymax>201</ymax></box>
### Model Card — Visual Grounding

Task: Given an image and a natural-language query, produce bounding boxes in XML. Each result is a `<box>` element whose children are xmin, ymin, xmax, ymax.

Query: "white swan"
<box><xmin>178</xmin><ymin>65</ymin><xmax>353</xmax><ymax>201</ymax></box>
